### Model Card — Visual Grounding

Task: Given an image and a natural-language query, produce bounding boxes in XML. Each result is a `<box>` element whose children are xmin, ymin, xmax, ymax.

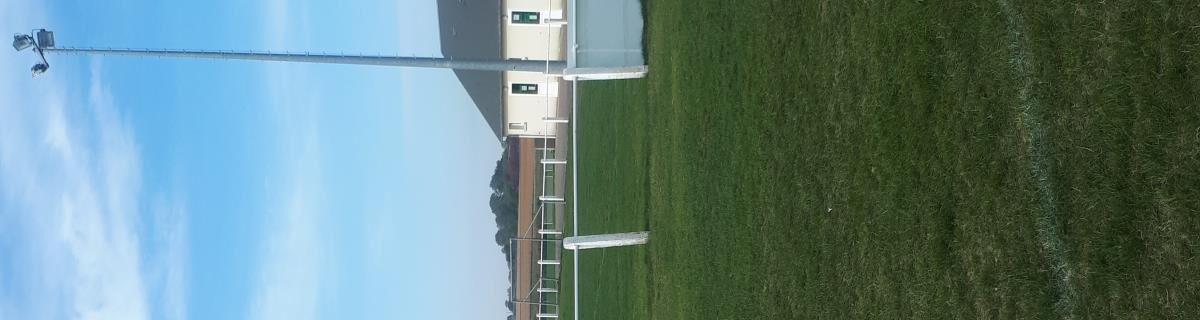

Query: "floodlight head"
<box><xmin>31</xmin><ymin>63</ymin><xmax>48</xmax><ymax>76</ymax></box>
<box><xmin>34</xmin><ymin>29</ymin><xmax>54</xmax><ymax>48</ymax></box>
<box><xmin>12</xmin><ymin>34</ymin><xmax>34</xmax><ymax>51</ymax></box>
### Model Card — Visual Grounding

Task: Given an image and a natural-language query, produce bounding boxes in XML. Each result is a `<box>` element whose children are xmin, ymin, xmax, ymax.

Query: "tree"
<box><xmin>489</xmin><ymin>144</ymin><xmax>519</xmax><ymax>257</ymax></box>
<box><xmin>489</xmin><ymin>143</ymin><xmax>520</xmax><ymax>315</ymax></box>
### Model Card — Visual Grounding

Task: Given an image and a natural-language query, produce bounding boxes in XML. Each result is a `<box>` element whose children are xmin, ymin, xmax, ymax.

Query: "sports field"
<box><xmin>560</xmin><ymin>0</ymin><xmax>1199</xmax><ymax>319</ymax></box>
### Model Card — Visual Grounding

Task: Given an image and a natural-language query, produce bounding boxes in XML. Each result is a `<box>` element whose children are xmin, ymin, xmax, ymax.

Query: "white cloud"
<box><xmin>262</xmin><ymin>0</ymin><xmax>312</xmax><ymax>49</ymax></box>
<box><xmin>246</xmin><ymin>197</ymin><xmax>322</xmax><ymax>320</ymax></box>
<box><xmin>0</xmin><ymin>4</ymin><xmax>187</xmax><ymax>319</ymax></box>
<box><xmin>146</xmin><ymin>193</ymin><xmax>189</xmax><ymax>320</ymax></box>
<box><xmin>246</xmin><ymin>111</ymin><xmax>324</xmax><ymax>320</ymax></box>
<box><xmin>247</xmin><ymin>2</ymin><xmax>325</xmax><ymax>320</ymax></box>
<box><xmin>0</xmin><ymin>59</ymin><xmax>187</xmax><ymax>320</ymax></box>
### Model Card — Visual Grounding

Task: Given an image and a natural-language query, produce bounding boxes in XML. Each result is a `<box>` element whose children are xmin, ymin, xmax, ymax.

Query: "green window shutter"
<box><xmin>511</xmin><ymin>83</ymin><xmax>539</xmax><ymax>94</ymax></box>
<box><xmin>512</xmin><ymin>11</ymin><xmax>540</xmax><ymax>24</ymax></box>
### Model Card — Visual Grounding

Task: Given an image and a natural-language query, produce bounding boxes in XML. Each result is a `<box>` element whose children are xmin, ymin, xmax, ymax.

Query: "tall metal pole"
<box><xmin>41</xmin><ymin>47</ymin><xmax>567</xmax><ymax>74</ymax></box>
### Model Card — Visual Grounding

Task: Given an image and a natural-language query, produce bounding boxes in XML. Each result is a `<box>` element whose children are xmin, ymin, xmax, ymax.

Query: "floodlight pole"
<box><xmin>40</xmin><ymin>46</ymin><xmax>567</xmax><ymax>74</ymax></box>
<box><xmin>17</xmin><ymin>28</ymin><xmax>650</xmax><ymax>79</ymax></box>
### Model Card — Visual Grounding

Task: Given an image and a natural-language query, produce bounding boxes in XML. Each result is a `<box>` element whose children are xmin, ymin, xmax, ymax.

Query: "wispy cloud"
<box><xmin>145</xmin><ymin>192</ymin><xmax>189</xmax><ymax>320</ymax></box>
<box><xmin>247</xmin><ymin>1</ymin><xmax>326</xmax><ymax>320</ymax></box>
<box><xmin>0</xmin><ymin>48</ymin><xmax>187</xmax><ymax>320</ymax></box>
<box><xmin>262</xmin><ymin>0</ymin><xmax>313</xmax><ymax>49</ymax></box>
<box><xmin>1</xmin><ymin>3</ymin><xmax>186</xmax><ymax>319</ymax></box>
<box><xmin>246</xmin><ymin>108</ymin><xmax>324</xmax><ymax>320</ymax></box>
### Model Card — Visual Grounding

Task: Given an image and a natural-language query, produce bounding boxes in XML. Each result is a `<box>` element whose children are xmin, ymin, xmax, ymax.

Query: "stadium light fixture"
<box><xmin>13</xmin><ymin>30</ymin><xmax>51</xmax><ymax>77</ymax></box>
<box><xmin>12</xmin><ymin>34</ymin><xmax>34</xmax><ymax>51</ymax></box>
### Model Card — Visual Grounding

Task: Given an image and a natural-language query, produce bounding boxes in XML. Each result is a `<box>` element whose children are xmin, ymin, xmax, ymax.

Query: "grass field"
<box><xmin>558</xmin><ymin>0</ymin><xmax>1199</xmax><ymax>319</ymax></box>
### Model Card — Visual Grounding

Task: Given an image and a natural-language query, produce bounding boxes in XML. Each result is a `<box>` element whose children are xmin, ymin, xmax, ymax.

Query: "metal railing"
<box><xmin>510</xmin><ymin>2</ymin><xmax>572</xmax><ymax>318</ymax></box>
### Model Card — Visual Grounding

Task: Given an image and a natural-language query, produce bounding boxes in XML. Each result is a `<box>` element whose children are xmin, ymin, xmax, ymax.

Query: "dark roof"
<box><xmin>437</xmin><ymin>0</ymin><xmax>504</xmax><ymax>140</ymax></box>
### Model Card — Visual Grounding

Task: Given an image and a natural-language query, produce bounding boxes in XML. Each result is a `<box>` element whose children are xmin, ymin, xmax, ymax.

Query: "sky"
<box><xmin>0</xmin><ymin>0</ymin><xmax>509</xmax><ymax>319</ymax></box>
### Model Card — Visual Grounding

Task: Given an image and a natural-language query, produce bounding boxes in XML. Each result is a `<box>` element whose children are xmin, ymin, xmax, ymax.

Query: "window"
<box><xmin>511</xmin><ymin>83</ymin><xmax>539</xmax><ymax>95</ymax></box>
<box><xmin>511</xmin><ymin>11</ymin><xmax>540</xmax><ymax>24</ymax></box>
<box><xmin>509</xmin><ymin>123</ymin><xmax>527</xmax><ymax>130</ymax></box>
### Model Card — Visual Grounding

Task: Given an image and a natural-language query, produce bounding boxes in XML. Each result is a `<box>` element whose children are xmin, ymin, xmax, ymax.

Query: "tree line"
<box><xmin>489</xmin><ymin>144</ymin><xmax>518</xmax><ymax>318</ymax></box>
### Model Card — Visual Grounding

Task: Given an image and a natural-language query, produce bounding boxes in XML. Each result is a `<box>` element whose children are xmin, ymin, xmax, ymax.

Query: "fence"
<box><xmin>508</xmin><ymin>0</ymin><xmax>648</xmax><ymax>318</ymax></box>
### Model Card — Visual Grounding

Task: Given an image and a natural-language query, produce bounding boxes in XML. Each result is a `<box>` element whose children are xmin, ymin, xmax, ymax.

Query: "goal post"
<box><xmin>563</xmin><ymin>231</ymin><xmax>648</xmax><ymax>250</ymax></box>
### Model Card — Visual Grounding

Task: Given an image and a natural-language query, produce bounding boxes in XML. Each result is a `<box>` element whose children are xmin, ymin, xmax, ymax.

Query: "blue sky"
<box><xmin>0</xmin><ymin>0</ymin><xmax>509</xmax><ymax>319</ymax></box>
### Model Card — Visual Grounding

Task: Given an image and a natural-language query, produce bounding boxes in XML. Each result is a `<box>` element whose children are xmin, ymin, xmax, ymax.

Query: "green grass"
<box><xmin>558</xmin><ymin>0</ymin><xmax>1200</xmax><ymax>319</ymax></box>
<box><xmin>558</xmin><ymin>81</ymin><xmax>653</xmax><ymax>319</ymax></box>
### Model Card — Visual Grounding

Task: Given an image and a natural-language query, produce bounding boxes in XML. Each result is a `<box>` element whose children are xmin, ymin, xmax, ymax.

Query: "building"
<box><xmin>438</xmin><ymin>0</ymin><xmax>569</xmax><ymax>141</ymax></box>
<box><xmin>436</xmin><ymin>0</ymin><xmax>505</xmax><ymax>139</ymax></box>
<box><xmin>500</xmin><ymin>0</ymin><xmax>567</xmax><ymax>139</ymax></box>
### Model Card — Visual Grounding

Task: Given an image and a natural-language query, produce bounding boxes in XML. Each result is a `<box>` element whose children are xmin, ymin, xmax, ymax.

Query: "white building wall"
<box><xmin>503</xmin><ymin>0</ymin><xmax>566</xmax><ymax>60</ymax></box>
<box><xmin>503</xmin><ymin>0</ymin><xmax>568</xmax><ymax>137</ymax></box>
<box><xmin>504</xmin><ymin>71</ymin><xmax>562</xmax><ymax>137</ymax></box>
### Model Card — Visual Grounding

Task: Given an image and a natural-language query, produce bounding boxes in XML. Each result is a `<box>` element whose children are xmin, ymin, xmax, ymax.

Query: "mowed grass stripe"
<box><xmin>1017</xmin><ymin>0</ymin><xmax>1200</xmax><ymax>316</ymax></box>
<box><xmin>997</xmin><ymin>0</ymin><xmax>1079</xmax><ymax>317</ymax></box>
